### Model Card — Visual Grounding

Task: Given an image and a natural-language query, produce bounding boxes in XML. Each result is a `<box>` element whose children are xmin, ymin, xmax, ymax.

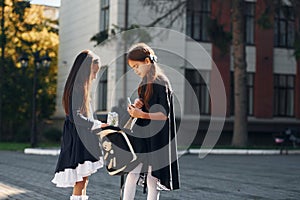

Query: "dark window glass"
<box><xmin>274</xmin><ymin>6</ymin><xmax>295</xmax><ymax>48</ymax></box>
<box><xmin>274</xmin><ymin>74</ymin><xmax>295</xmax><ymax>117</ymax></box>
<box><xmin>230</xmin><ymin>72</ymin><xmax>254</xmax><ymax>116</ymax></box>
<box><xmin>184</xmin><ymin>69</ymin><xmax>210</xmax><ymax>115</ymax></box>
<box><xmin>244</xmin><ymin>1</ymin><xmax>255</xmax><ymax>45</ymax></box>
<box><xmin>100</xmin><ymin>0</ymin><xmax>109</xmax><ymax>32</ymax></box>
<box><xmin>98</xmin><ymin>66</ymin><xmax>108</xmax><ymax>111</ymax></box>
<box><xmin>186</xmin><ymin>0</ymin><xmax>211</xmax><ymax>42</ymax></box>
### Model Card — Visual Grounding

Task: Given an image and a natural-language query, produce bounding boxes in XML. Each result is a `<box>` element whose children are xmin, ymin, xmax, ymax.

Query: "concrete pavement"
<box><xmin>23</xmin><ymin>147</ymin><xmax>300</xmax><ymax>156</ymax></box>
<box><xmin>0</xmin><ymin>151</ymin><xmax>300</xmax><ymax>199</ymax></box>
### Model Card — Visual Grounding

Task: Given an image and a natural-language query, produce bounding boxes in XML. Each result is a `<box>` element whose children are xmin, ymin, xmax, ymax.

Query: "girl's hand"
<box><xmin>127</xmin><ymin>105</ymin><xmax>144</xmax><ymax>118</ymax></box>
<box><xmin>92</xmin><ymin>121</ymin><xmax>108</xmax><ymax>130</ymax></box>
<box><xmin>133</xmin><ymin>98</ymin><xmax>144</xmax><ymax>109</ymax></box>
<box><xmin>101</xmin><ymin>123</ymin><xmax>109</xmax><ymax>128</ymax></box>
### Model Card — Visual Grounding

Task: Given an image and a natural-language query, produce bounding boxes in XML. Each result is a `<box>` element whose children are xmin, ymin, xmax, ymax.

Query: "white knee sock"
<box><xmin>70</xmin><ymin>195</ymin><xmax>81</xmax><ymax>200</ymax></box>
<box><xmin>70</xmin><ymin>195</ymin><xmax>88</xmax><ymax>200</ymax></box>
<box><xmin>123</xmin><ymin>164</ymin><xmax>160</xmax><ymax>200</ymax></box>
<box><xmin>123</xmin><ymin>163</ymin><xmax>143</xmax><ymax>200</ymax></box>
<box><xmin>81</xmin><ymin>195</ymin><xmax>89</xmax><ymax>200</ymax></box>
<box><xmin>147</xmin><ymin>167</ymin><xmax>160</xmax><ymax>200</ymax></box>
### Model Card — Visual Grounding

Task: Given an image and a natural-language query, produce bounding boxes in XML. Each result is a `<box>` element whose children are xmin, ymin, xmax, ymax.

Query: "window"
<box><xmin>247</xmin><ymin>73</ymin><xmax>254</xmax><ymax>115</ymax></box>
<box><xmin>100</xmin><ymin>0</ymin><xmax>109</xmax><ymax>35</ymax></box>
<box><xmin>230</xmin><ymin>72</ymin><xmax>254</xmax><ymax>116</ymax></box>
<box><xmin>98</xmin><ymin>66</ymin><xmax>108</xmax><ymax>111</ymax></box>
<box><xmin>184</xmin><ymin>69</ymin><xmax>210</xmax><ymax>115</ymax></box>
<box><xmin>274</xmin><ymin>6</ymin><xmax>295</xmax><ymax>48</ymax></box>
<box><xmin>274</xmin><ymin>74</ymin><xmax>295</xmax><ymax>117</ymax></box>
<box><xmin>244</xmin><ymin>1</ymin><xmax>255</xmax><ymax>45</ymax></box>
<box><xmin>186</xmin><ymin>0</ymin><xmax>211</xmax><ymax>42</ymax></box>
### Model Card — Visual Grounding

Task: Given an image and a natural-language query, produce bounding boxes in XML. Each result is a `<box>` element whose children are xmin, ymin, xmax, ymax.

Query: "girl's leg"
<box><xmin>73</xmin><ymin>176</ymin><xmax>89</xmax><ymax>195</ymax></box>
<box><xmin>123</xmin><ymin>163</ymin><xmax>143</xmax><ymax>200</ymax></box>
<box><xmin>82</xmin><ymin>177</ymin><xmax>89</xmax><ymax>196</ymax></box>
<box><xmin>147</xmin><ymin>166</ymin><xmax>160</xmax><ymax>200</ymax></box>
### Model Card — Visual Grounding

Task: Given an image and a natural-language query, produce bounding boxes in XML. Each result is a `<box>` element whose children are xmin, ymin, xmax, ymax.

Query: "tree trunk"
<box><xmin>0</xmin><ymin>0</ymin><xmax>5</xmax><ymax>140</ymax></box>
<box><xmin>291</xmin><ymin>0</ymin><xmax>300</xmax><ymax>119</ymax></box>
<box><xmin>231</xmin><ymin>0</ymin><xmax>248</xmax><ymax>146</ymax></box>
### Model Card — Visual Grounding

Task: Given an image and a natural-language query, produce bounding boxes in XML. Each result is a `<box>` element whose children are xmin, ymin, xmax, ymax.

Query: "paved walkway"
<box><xmin>0</xmin><ymin>151</ymin><xmax>300</xmax><ymax>199</ymax></box>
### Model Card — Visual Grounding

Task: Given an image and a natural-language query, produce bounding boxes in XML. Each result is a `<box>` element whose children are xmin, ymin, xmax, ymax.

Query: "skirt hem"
<box><xmin>52</xmin><ymin>158</ymin><xmax>103</xmax><ymax>188</ymax></box>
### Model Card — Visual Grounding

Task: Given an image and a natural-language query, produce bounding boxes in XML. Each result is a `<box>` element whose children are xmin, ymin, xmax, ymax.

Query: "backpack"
<box><xmin>97</xmin><ymin>125</ymin><xmax>137</xmax><ymax>176</ymax></box>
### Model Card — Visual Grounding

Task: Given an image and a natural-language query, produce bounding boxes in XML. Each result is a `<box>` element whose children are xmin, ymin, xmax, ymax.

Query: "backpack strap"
<box><xmin>120</xmin><ymin>174</ymin><xmax>125</xmax><ymax>200</ymax></box>
<box><xmin>143</xmin><ymin>174</ymin><xmax>147</xmax><ymax>194</ymax></box>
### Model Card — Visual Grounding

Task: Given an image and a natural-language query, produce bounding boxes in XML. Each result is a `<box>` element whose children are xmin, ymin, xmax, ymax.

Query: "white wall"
<box><xmin>55</xmin><ymin>0</ymin><xmax>297</xmax><ymax>118</ymax></box>
<box><xmin>54</xmin><ymin>0</ymin><xmax>101</xmax><ymax>117</ymax></box>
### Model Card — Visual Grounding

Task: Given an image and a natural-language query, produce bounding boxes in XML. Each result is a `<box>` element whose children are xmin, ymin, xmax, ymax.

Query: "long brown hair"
<box><xmin>62</xmin><ymin>50</ymin><xmax>99</xmax><ymax>117</ymax></box>
<box><xmin>127</xmin><ymin>43</ymin><xmax>163</xmax><ymax>110</ymax></box>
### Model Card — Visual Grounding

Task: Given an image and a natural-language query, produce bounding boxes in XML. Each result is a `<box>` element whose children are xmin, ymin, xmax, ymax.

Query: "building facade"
<box><xmin>56</xmin><ymin>0</ymin><xmax>300</xmax><ymax>145</ymax></box>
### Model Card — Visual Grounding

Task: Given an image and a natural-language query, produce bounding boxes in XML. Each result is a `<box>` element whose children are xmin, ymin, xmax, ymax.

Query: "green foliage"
<box><xmin>91</xmin><ymin>24</ymin><xmax>151</xmax><ymax>47</ymax></box>
<box><xmin>42</xmin><ymin>128</ymin><xmax>62</xmax><ymax>143</ymax></box>
<box><xmin>12</xmin><ymin>0</ymin><xmax>30</xmax><ymax>21</ymax></box>
<box><xmin>257</xmin><ymin>7</ymin><xmax>273</xmax><ymax>29</ymax></box>
<box><xmin>207</xmin><ymin>18</ymin><xmax>232</xmax><ymax>55</ymax></box>
<box><xmin>294</xmin><ymin>33</ymin><xmax>300</xmax><ymax>60</ymax></box>
<box><xmin>0</xmin><ymin>0</ymin><xmax>59</xmax><ymax>141</ymax></box>
<box><xmin>90</xmin><ymin>30</ymin><xmax>109</xmax><ymax>46</ymax></box>
<box><xmin>14</xmin><ymin>126</ymin><xmax>31</xmax><ymax>142</ymax></box>
<box><xmin>0</xmin><ymin>142</ymin><xmax>30</xmax><ymax>151</ymax></box>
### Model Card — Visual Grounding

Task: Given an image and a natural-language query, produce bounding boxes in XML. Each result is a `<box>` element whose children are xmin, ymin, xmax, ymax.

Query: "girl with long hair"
<box><xmin>52</xmin><ymin>50</ymin><xmax>107</xmax><ymax>200</ymax></box>
<box><xmin>124</xmin><ymin>43</ymin><xmax>180</xmax><ymax>200</ymax></box>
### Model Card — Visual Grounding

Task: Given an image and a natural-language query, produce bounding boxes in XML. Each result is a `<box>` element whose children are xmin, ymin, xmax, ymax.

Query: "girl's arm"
<box><xmin>127</xmin><ymin>105</ymin><xmax>167</xmax><ymax>120</ymax></box>
<box><xmin>73</xmin><ymin>110</ymin><xmax>104</xmax><ymax>130</ymax></box>
<box><xmin>71</xmin><ymin>90</ymin><xmax>106</xmax><ymax>130</ymax></box>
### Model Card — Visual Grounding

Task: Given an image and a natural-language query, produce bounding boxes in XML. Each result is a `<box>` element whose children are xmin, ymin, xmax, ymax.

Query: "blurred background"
<box><xmin>0</xmin><ymin>0</ymin><xmax>299</xmax><ymax>151</ymax></box>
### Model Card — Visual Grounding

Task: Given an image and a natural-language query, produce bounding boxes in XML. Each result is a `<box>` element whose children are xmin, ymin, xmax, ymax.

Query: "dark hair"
<box><xmin>62</xmin><ymin>50</ymin><xmax>99</xmax><ymax>116</ymax></box>
<box><xmin>127</xmin><ymin>43</ymin><xmax>162</xmax><ymax>110</ymax></box>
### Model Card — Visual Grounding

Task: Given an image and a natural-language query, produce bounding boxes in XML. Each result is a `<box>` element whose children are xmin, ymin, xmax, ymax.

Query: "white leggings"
<box><xmin>123</xmin><ymin>163</ymin><xmax>160</xmax><ymax>200</ymax></box>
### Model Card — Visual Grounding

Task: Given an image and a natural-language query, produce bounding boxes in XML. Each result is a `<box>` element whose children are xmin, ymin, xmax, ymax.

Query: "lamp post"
<box><xmin>18</xmin><ymin>51</ymin><xmax>51</xmax><ymax>147</ymax></box>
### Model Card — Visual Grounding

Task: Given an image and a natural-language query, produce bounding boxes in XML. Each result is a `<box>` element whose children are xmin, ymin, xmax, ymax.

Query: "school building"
<box><xmin>54</xmin><ymin>0</ymin><xmax>300</xmax><ymax>146</ymax></box>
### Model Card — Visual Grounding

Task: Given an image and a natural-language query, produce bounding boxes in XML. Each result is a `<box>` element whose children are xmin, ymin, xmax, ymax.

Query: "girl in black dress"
<box><xmin>52</xmin><ymin>50</ymin><xmax>107</xmax><ymax>200</ymax></box>
<box><xmin>123</xmin><ymin>43</ymin><xmax>180</xmax><ymax>200</ymax></box>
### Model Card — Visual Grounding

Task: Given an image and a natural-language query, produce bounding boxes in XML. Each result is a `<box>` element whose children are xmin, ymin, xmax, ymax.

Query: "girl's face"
<box><xmin>91</xmin><ymin>63</ymin><xmax>100</xmax><ymax>80</ymax></box>
<box><xmin>128</xmin><ymin>59</ymin><xmax>151</xmax><ymax>78</ymax></box>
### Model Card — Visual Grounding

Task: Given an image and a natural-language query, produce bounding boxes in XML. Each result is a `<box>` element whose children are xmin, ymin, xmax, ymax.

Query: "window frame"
<box><xmin>274</xmin><ymin>6</ymin><xmax>295</xmax><ymax>48</ymax></box>
<box><xmin>230</xmin><ymin>72</ymin><xmax>255</xmax><ymax>116</ymax></box>
<box><xmin>244</xmin><ymin>1</ymin><xmax>255</xmax><ymax>45</ymax></box>
<box><xmin>273</xmin><ymin>74</ymin><xmax>295</xmax><ymax>117</ymax></box>
<box><xmin>98</xmin><ymin>66</ymin><xmax>108</xmax><ymax>111</ymax></box>
<box><xmin>186</xmin><ymin>0</ymin><xmax>212</xmax><ymax>42</ymax></box>
<box><xmin>100</xmin><ymin>0</ymin><xmax>110</xmax><ymax>33</ymax></box>
<box><xmin>184</xmin><ymin>68</ymin><xmax>211</xmax><ymax>115</ymax></box>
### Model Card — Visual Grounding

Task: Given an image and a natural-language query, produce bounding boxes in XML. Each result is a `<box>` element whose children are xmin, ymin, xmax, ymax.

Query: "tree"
<box><xmin>231</xmin><ymin>0</ymin><xmax>248</xmax><ymax>146</ymax></box>
<box><xmin>0</xmin><ymin>0</ymin><xmax>58</xmax><ymax>141</ymax></box>
<box><xmin>91</xmin><ymin>0</ymin><xmax>300</xmax><ymax>147</ymax></box>
<box><xmin>91</xmin><ymin>0</ymin><xmax>248</xmax><ymax>146</ymax></box>
<box><xmin>0</xmin><ymin>0</ymin><xmax>5</xmax><ymax>140</ymax></box>
<box><xmin>91</xmin><ymin>0</ymin><xmax>186</xmax><ymax>45</ymax></box>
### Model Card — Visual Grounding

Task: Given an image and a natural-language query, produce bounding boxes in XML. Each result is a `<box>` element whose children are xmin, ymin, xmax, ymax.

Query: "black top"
<box><xmin>131</xmin><ymin>75</ymin><xmax>180</xmax><ymax>190</ymax></box>
<box><xmin>54</xmin><ymin>88</ymin><xmax>102</xmax><ymax>173</ymax></box>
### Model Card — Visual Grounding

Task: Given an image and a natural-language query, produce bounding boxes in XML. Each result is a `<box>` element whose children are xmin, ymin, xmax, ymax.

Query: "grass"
<box><xmin>187</xmin><ymin>145</ymin><xmax>300</xmax><ymax>150</ymax></box>
<box><xmin>0</xmin><ymin>142</ymin><xmax>60</xmax><ymax>151</ymax></box>
<box><xmin>2</xmin><ymin>143</ymin><xmax>298</xmax><ymax>152</ymax></box>
<box><xmin>0</xmin><ymin>142</ymin><xmax>31</xmax><ymax>151</ymax></box>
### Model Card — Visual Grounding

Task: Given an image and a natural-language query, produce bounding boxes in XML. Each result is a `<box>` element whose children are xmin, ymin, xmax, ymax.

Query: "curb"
<box><xmin>187</xmin><ymin>149</ymin><xmax>300</xmax><ymax>155</ymax></box>
<box><xmin>24</xmin><ymin>148</ymin><xmax>60</xmax><ymax>156</ymax></box>
<box><xmin>24</xmin><ymin>148</ymin><xmax>300</xmax><ymax>156</ymax></box>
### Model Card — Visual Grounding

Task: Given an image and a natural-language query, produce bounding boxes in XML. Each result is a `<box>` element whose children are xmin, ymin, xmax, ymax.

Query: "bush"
<box><xmin>43</xmin><ymin>128</ymin><xmax>62</xmax><ymax>143</ymax></box>
<box><xmin>14</xmin><ymin>128</ymin><xmax>31</xmax><ymax>142</ymax></box>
